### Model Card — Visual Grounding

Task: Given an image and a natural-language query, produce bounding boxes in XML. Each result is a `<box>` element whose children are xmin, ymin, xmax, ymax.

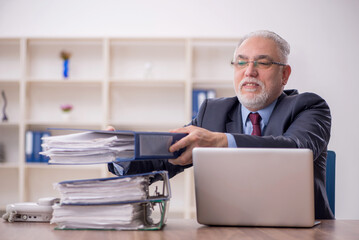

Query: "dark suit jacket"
<box><xmin>109</xmin><ymin>89</ymin><xmax>334</xmax><ymax>219</ymax></box>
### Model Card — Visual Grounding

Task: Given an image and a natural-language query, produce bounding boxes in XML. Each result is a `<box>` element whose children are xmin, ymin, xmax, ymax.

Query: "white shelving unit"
<box><xmin>0</xmin><ymin>37</ymin><xmax>238</xmax><ymax>218</ymax></box>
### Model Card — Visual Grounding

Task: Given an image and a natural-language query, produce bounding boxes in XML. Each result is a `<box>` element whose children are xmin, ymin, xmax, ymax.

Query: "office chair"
<box><xmin>326</xmin><ymin>150</ymin><xmax>336</xmax><ymax>216</ymax></box>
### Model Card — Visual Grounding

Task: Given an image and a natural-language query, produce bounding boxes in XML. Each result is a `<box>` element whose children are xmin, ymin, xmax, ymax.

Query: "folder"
<box><xmin>51</xmin><ymin>171</ymin><xmax>171</xmax><ymax>230</ymax></box>
<box><xmin>25</xmin><ymin>131</ymin><xmax>34</xmax><ymax>163</ymax></box>
<box><xmin>33</xmin><ymin>131</ymin><xmax>42</xmax><ymax>163</ymax></box>
<box><xmin>192</xmin><ymin>89</ymin><xmax>216</xmax><ymax>119</ymax></box>
<box><xmin>41</xmin><ymin>128</ymin><xmax>187</xmax><ymax>165</ymax></box>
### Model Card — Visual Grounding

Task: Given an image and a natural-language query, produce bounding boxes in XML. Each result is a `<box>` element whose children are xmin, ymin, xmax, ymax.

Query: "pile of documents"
<box><xmin>52</xmin><ymin>203</ymin><xmax>147</xmax><ymax>230</ymax></box>
<box><xmin>54</xmin><ymin>175</ymin><xmax>148</xmax><ymax>205</ymax></box>
<box><xmin>42</xmin><ymin>128</ymin><xmax>175</xmax><ymax>230</ymax></box>
<box><xmin>40</xmin><ymin>129</ymin><xmax>186</xmax><ymax>164</ymax></box>
<box><xmin>51</xmin><ymin>172</ymin><xmax>170</xmax><ymax>230</ymax></box>
<box><xmin>41</xmin><ymin>131</ymin><xmax>134</xmax><ymax>164</ymax></box>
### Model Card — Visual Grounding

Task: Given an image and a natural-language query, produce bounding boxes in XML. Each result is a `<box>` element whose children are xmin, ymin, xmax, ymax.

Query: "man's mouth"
<box><xmin>241</xmin><ymin>82</ymin><xmax>260</xmax><ymax>92</ymax></box>
<box><xmin>243</xmin><ymin>82</ymin><xmax>259</xmax><ymax>87</ymax></box>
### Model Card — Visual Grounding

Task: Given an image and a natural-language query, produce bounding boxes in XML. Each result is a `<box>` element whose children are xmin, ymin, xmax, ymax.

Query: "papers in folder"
<box><xmin>40</xmin><ymin>128</ymin><xmax>187</xmax><ymax>164</ymax></box>
<box><xmin>54</xmin><ymin>175</ymin><xmax>148</xmax><ymax>205</ymax></box>
<box><xmin>51</xmin><ymin>171</ymin><xmax>171</xmax><ymax>230</ymax></box>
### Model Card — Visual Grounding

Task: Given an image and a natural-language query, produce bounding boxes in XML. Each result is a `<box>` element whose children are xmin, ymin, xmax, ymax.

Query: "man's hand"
<box><xmin>168</xmin><ymin>125</ymin><xmax>228</xmax><ymax>166</ymax></box>
<box><xmin>106</xmin><ymin>126</ymin><xmax>116</xmax><ymax>131</ymax></box>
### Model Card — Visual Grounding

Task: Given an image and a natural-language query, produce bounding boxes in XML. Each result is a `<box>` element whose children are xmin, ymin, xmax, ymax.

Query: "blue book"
<box><xmin>32</xmin><ymin>131</ymin><xmax>42</xmax><ymax>163</ymax></box>
<box><xmin>25</xmin><ymin>131</ymin><xmax>34</xmax><ymax>163</ymax></box>
<box><xmin>192</xmin><ymin>90</ymin><xmax>207</xmax><ymax>119</ymax></box>
<box><xmin>192</xmin><ymin>89</ymin><xmax>216</xmax><ymax>119</ymax></box>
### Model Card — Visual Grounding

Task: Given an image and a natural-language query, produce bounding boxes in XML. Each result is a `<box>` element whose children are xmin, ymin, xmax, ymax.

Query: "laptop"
<box><xmin>192</xmin><ymin>147</ymin><xmax>318</xmax><ymax>227</ymax></box>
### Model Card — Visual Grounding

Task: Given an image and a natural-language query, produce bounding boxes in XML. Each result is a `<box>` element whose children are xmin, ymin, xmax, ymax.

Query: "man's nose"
<box><xmin>244</xmin><ymin>62</ymin><xmax>258</xmax><ymax>77</ymax></box>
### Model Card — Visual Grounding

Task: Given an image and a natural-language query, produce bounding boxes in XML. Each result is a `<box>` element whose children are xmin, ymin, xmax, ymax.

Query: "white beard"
<box><xmin>236</xmin><ymin>77</ymin><xmax>269</xmax><ymax>110</ymax></box>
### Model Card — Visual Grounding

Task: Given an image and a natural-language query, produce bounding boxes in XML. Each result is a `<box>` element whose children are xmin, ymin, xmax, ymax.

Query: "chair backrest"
<box><xmin>326</xmin><ymin>150</ymin><xmax>336</xmax><ymax>216</ymax></box>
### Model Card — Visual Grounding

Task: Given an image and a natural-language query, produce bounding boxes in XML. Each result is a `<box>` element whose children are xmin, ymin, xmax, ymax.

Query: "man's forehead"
<box><xmin>236</xmin><ymin>37</ymin><xmax>279</xmax><ymax>59</ymax></box>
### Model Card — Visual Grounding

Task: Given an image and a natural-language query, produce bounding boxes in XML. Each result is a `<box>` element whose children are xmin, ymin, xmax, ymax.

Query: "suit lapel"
<box><xmin>226</xmin><ymin>101</ymin><xmax>243</xmax><ymax>133</ymax></box>
<box><xmin>263</xmin><ymin>92</ymin><xmax>286</xmax><ymax>136</ymax></box>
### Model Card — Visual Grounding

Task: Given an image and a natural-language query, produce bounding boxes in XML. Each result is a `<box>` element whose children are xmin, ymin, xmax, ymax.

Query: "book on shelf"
<box><xmin>40</xmin><ymin>128</ymin><xmax>187</xmax><ymax>165</ymax></box>
<box><xmin>26</xmin><ymin>130</ymin><xmax>51</xmax><ymax>163</ymax></box>
<box><xmin>51</xmin><ymin>171</ymin><xmax>171</xmax><ymax>230</ymax></box>
<box><xmin>192</xmin><ymin>89</ymin><xmax>216</xmax><ymax>119</ymax></box>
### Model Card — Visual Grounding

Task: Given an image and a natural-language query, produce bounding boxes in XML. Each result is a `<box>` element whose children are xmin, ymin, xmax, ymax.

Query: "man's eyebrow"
<box><xmin>236</xmin><ymin>54</ymin><xmax>248</xmax><ymax>60</ymax></box>
<box><xmin>254</xmin><ymin>55</ymin><xmax>271</xmax><ymax>60</ymax></box>
<box><xmin>236</xmin><ymin>54</ymin><xmax>272</xmax><ymax>60</ymax></box>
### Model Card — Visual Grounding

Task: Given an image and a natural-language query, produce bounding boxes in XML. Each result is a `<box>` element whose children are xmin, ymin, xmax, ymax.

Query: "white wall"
<box><xmin>1</xmin><ymin>0</ymin><xmax>359</xmax><ymax>219</ymax></box>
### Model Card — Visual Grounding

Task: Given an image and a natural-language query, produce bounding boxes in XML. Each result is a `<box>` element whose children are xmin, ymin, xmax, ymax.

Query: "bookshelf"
<box><xmin>0</xmin><ymin>37</ymin><xmax>238</xmax><ymax>218</ymax></box>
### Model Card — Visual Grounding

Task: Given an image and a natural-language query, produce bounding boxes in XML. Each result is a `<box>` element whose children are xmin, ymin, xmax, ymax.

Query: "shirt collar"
<box><xmin>241</xmin><ymin>99</ymin><xmax>278</xmax><ymax>128</ymax></box>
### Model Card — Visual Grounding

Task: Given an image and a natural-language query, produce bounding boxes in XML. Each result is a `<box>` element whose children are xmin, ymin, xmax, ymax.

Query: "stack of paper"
<box><xmin>41</xmin><ymin>129</ymin><xmax>174</xmax><ymax>230</ymax></box>
<box><xmin>40</xmin><ymin>129</ymin><xmax>187</xmax><ymax>164</ymax></box>
<box><xmin>41</xmin><ymin>131</ymin><xmax>135</xmax><ymax>164</ymax></box>
<box><xmin>51</xmin><ymin>171</ymin><xmax>171</xmax><ymax>230</ymax></box>
<box><xmin>51</xmin><ymin>174</ymin><xmax>157</xmax><ymax>230</ymax></box>
<box><xmin>54</xmin><ymin>176</ymin><xmax>148</xmax><ymax>205</ymax></box>
<box><xmin>51</xmin><ymin>203</ymin><xmax>148</xmax><ymax>230</ymax></box>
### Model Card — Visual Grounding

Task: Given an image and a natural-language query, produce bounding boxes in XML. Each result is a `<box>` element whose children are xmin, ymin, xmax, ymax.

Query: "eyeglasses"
<box><xmin>231</xmin><ymin>60</ymin><xmax>287</xmax><ymax>69</ymax></box>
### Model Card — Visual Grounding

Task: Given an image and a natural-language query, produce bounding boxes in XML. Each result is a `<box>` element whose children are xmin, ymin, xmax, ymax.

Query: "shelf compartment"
<box><xmin>0</xmin><ymin>39</ymin><xmax>21</xmax><ymax>80</ymax></box>
<box><xmin>110</xmin><ymin>39</ymin><xmax>187</xmax><ymax>81</ymax></box>
<box><xmin>0</xmin><ymin>81</ymin><xmax>20</xmax><ymax>123</ymax></box>
<box><xmin>27</xmin><ymin>39</ymin><xmax>103</xmax><ymax>80</ymax></box>
<box><xmin>0</xmin><ymin>125</ymin><xmax>19</xmax><ymax>164</ymax></box>
<box><xmin>192</xmin><ymin>39</ymin><xmax>238</xmax><ymax>81</ymax></box>
<box><xmin>0</xmin><ymin>168</ymin><xmax>19</xmax><ymax>209</ymax></box>
<box><xmin>26</xmin><ymin>82</ymin><xmax>103</xmax><ymax>124</ymax></box>
<box><xmin>109</xmin><ymin>83</ymin><xmax>186</xmax><ymax>128</ymax></box>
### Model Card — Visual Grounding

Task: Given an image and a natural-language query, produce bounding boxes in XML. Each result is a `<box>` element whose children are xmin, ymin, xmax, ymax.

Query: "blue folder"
<box><xmin>46</xmin><ymin>128</ymin><xmax>187</xmax><ymax>163</ymax></box>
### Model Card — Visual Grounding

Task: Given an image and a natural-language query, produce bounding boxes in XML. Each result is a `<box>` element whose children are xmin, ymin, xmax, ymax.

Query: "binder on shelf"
<box><xmin>51</xmin><ymin>171</ymin><xmax>171</xmax><ymax>230</ymax></box>
<box><xmin>25</xmin><ymin>131</ymin><xmax>34</xmax><ymax>163</ymax></box>
<box><xmin>26</xmin><ymin>130</ymin><xmax>52</xmax><ymax>163</ymax></box>
<box><xmin>192</xmin><ymin>89</ymin><xmax>216</xmax><ymax>119</ymax></box>
<box><xmin>40</xmin><ymin>128</ymin><xmax>187</xmax><ymax>165</ymax></box>
<box><xmin>32</xmin><ymin>131</ymin><xmax>42</xmax><ymax>163</ymax></box>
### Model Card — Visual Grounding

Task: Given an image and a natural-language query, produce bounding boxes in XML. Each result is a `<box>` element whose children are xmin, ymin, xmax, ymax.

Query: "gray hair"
<box><xmin>233</xmin><ymin>30</ymin><xmax>290</xmax><ymax>63</ymax></box>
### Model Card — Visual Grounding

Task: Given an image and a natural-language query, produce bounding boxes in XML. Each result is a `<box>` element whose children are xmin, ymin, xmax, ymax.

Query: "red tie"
<box><xmin>249</xmin><ymin>113</ymin><xmax>261</xmax><ymax>136</ymax></box>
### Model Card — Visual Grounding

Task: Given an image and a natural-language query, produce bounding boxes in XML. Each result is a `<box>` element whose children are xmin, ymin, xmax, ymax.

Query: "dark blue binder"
<box><xmin>192</xmin><ymin>89</ymin><xmax>216</xmax><ymax>119</ymax></box>
<box><xmin>25</xmin><ymin>131</ymin><xmax>34</xmax><ymax>162</ymax></box>
<box><xmin>33</xmin><ymin>131</ymin><xmax>42</xmax><ymax>163</ymax></box>
<box><xmin>45</xmin><ymin>128</ymin><xmax>187</xmax><ymax>163</ymax></box>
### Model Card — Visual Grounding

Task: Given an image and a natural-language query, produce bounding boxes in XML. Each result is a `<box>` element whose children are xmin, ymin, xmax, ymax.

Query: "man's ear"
<box><xmin>282</xmin><ymin>65</ymin><xmax>291</xmax><ymax>86</ymax></box>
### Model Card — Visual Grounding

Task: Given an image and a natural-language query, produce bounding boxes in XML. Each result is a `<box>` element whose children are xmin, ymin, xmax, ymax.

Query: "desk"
<box><xmin>1</xmin><ymin>219</ymin><xmax>359</xmax><ymax>240</ymax></box>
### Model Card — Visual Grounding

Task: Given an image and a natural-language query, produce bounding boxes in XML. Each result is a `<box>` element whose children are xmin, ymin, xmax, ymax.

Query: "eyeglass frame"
<box><xmin>230</xmin><ymin>58</ymin><xmax>287</xmax><ymax>69</ymax></box>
